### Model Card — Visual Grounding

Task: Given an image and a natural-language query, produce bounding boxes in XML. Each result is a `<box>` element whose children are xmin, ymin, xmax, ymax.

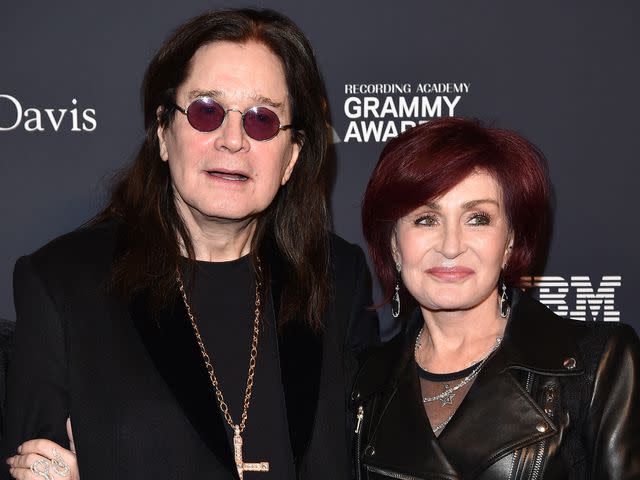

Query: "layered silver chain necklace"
<box><xmin>415</xmin><ymin>327</ymin><xmax>503</xmax><ymax>407</ymax></box>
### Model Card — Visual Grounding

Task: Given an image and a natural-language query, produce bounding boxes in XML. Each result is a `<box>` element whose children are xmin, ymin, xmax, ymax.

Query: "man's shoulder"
<box><xmin>329</xmin><ymin>233</ymin><xmax>366</xmax><ymax>263</ymax></box>
<box><xmin>17</xmin><ymin>220</ymin><xmax>119</xmax><ymax>284</ymax></box>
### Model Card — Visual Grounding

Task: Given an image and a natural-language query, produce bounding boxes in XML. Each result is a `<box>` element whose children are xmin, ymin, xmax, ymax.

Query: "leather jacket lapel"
<box><xmin>130</xmin><ymin>290</ymin><xmax>235</xmax><ymax>473</ymax></box>
<box><xmin>364</xmin><ymin>357</ymin><xmax>461</xmax><ymax>478</ymax></box>
<box><xmin>438</xmin><ymin>349</ymin><xmax>557</xmax><ymax>478</ymax></box>
<box><xmin>354</xmin><ymin>291</ymin><xmax>595</xmax><ymax>479</ymax></box>
<box><xmin>354</xmin><ymin>299</ymin><xmax>562</xmax><ymax>479</ymax></box>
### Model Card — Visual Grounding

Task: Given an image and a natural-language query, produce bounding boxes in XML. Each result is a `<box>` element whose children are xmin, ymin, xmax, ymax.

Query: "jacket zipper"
<box><xmin>524</xmin><ymin>371</ymin><xmax>534</xmax><ymax>392</ymax></box>
<box><xmin>529</xmin><ymin>440</ymin><xmax>546</xmax><ymax>480</ymax></box>
<box><xmin>365</xmin><ymin>465</ymin><xmax>424</xmax><ymax>480</ymax></box>
<box><xmin>356</xmin><ymin>407</ymin><xmax>423</xmax><ymax>480</ymax></box>
<box><xmin>517</xmin><ymin>372</ymin><xmax>546</xmax><ymax>480</ymax></box>
<box><xmin>507</xmin><ymin>449</ymin><xmax>520</xmax><ymax>480</ymax></box>
<box><xmin>355</xmin><ymin>405</ymin><xmax>364</xmax><ymax>480</ymax></box>
<box><xmin>530</xmin><ymin>384</ymin><xmax>557</xmax><ymax>480</ymax></box>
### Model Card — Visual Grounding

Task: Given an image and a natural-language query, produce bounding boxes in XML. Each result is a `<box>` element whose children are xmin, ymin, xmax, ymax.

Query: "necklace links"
<box><xmin>177</xmin><ymin>258</ymin><xmax>262</xmax><ymax>433</ymax></box>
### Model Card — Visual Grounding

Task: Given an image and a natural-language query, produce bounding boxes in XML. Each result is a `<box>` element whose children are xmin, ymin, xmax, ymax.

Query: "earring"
<box><xmin>499</xmin><ymin>277</ymin><xmax>510</xmax><ymax>318</ymax></box>
<box><xmin>391</xmin><ymin>263</ymin><xmax>401</xmax><ymax>318</ymax></box>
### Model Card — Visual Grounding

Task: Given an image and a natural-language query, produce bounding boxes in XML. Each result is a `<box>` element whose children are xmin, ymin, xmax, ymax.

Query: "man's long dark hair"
<box><xmin>95</xmin><ymin>9</ymin><xmax>331</xmax><ymax>330</ymax></box>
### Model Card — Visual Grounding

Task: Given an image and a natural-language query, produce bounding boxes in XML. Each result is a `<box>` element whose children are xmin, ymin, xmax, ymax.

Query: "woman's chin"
<box><xmin>418</xmin><ymin>293</ymin><xmax>490</xmax><ymax>314</ymax></box>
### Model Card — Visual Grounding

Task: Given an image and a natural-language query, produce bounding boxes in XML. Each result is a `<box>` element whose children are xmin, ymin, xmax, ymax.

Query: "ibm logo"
<box><xmin>521</xmin><ymin>275</ymin><xmax>621</xmax><ymax>322</ymax></box>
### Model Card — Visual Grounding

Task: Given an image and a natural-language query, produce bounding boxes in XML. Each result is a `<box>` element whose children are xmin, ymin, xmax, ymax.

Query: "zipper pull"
<box><xmin>355</xmin><ymin>405</ymin><xmax>364</xmax><ymax>434</ymax></box>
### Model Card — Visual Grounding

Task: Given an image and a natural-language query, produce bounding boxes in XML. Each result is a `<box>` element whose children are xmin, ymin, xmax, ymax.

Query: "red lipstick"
<box><xmin>426</xmin><ymin>266</ymin><xmax>474</xmax><ymax>282</ymax></box>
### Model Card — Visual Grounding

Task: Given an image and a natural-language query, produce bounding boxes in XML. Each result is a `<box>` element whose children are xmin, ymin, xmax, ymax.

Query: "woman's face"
<box><xmin>393</xmin><ymin>170</ymin><xmax>513</xmax><ymax>313</ymax></box>
<box><xmin>157</xmin><ymin>40</ymin><xmax>300</xmax><ymax>224</ymax></box>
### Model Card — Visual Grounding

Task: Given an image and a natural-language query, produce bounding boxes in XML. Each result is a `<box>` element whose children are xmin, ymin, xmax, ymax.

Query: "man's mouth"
<box><xmin>206</xmin><ymin>170</ymin><xmax>249</xmax><ymax>181</ymax></box>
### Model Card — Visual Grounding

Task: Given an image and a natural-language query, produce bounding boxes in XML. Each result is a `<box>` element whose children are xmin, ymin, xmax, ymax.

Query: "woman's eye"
<box><xmin>468</xmin><ymin>212</ymin><xmax>491</xmax><ymax>226</ymax></box>
<box><xmin>415</xmin><ymin>215</ymin><xmax>439</xmax><ymax>226</ymax></box>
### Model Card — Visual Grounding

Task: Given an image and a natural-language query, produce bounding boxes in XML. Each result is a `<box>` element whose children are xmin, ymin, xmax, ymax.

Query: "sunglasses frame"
<box><xmin>172</xmin><ymin>96</ymin><xmax>294</xmax><ymax>141</ymax></box>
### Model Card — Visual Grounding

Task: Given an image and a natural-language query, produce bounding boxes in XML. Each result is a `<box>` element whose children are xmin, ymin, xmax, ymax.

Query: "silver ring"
<box><xmin>30</xmin><ymin>459</ymin><xmax>52</xmax><ymax>480</ymax></box>
<box><xmin>51</xmin><ymin>448</ymin><xmax>70</xmax><ymax>477</ymax></box>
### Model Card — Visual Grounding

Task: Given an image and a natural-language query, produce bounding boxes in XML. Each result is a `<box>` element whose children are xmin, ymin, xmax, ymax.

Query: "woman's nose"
<box><xmin>436</xmin><ymin>223</ymin><xmax>465</xmax><ymax>258</ymax></box>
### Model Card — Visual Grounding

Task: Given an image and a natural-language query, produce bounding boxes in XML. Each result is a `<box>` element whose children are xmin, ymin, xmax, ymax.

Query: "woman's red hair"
<box><xmin>362</xmin><ymin>117</ymin><xmax>551</xmax><ymax>305</ymax></box>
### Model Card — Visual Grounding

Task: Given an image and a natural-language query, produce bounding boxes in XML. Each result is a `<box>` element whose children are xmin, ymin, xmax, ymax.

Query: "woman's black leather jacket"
<box><xmin>351</xmin><ymin>291</ymin><xmax>640</xmax><ymax>479</ymax></box>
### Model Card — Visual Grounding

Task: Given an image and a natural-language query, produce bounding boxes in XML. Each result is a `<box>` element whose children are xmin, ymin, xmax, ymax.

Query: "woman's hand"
<box><xmin>6</xmin><ymin>418</ymin><xmax>79</xmax><ymax>480</ymax></box>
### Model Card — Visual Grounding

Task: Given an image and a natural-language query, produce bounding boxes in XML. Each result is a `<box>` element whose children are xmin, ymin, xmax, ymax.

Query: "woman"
<box><xmin>355</xmin><ymin>117</ymin><xmax>640</xmax><ymax>479</ymax></box>
<box><xmin>2</xmin><ymin>9</ymin><xmax>378</xmax><ymax>480</ymax></box>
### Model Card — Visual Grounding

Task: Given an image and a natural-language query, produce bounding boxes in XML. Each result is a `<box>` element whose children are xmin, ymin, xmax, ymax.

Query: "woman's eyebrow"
<box><xmin>424</xmin><ymin>199</ymin><xmax>500</xmax><ymax>211</ymax></box>
<box><xmin>463</xmin><ymin>199</ymin><xmax>500</xmax><ymax>209</ymax></box>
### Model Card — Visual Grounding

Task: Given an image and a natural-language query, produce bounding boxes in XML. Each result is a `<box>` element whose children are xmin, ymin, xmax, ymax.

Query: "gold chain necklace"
<box><xmin>176</xmin><ymin>258</ymin><xmax>269</xmax><ymax>479</ymax></box>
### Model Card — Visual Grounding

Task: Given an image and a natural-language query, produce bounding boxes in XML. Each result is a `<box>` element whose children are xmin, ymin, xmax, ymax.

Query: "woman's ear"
<box><xmin>502</xmin><ymin>231</ymin><xmax>514</xmax><ymax>268</ymax></box>
<box><xmin>391</xmin><ymin>231</ymin><xmax>401</xmax><ymax>267</ymax></box>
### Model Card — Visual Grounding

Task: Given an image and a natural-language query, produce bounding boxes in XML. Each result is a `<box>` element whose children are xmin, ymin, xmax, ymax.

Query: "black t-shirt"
<box><xmin>183</xmin><ymin>255</ymin><xmax>296</xmax><ymax>479</ymax></box>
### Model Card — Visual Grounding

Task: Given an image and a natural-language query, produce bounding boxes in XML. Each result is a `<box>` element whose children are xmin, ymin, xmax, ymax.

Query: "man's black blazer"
<box><xmin>1</xmin><ymin>221</ymin><xmax>379</xmax><ymax>479</ymax></box>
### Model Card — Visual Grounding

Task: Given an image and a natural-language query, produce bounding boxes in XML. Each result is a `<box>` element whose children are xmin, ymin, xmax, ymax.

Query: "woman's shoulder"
<box><xmin>511</xmin><ymin>291</ymin><xmax>639</xmax><ymax>373</ymax></box>
<box><xmin>518</xmin><ymin>290</ymin><xmax>636</xmax><ymax>340</ymax></box>
<box><xmin>569</xmin><ymin>317</ymin><xmax>640</xmax><ymax>373</ymax></box>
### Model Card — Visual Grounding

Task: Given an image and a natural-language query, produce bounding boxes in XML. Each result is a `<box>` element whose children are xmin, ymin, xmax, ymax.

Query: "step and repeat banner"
<box><xmin>1</xmin><ymin>1</ymin><xmax>638</xmax><ymax>335</ymax></box>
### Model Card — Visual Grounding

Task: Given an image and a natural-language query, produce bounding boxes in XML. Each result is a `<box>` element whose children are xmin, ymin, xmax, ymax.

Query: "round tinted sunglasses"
<box><xmin>173</xmin><ymin>96</ymin><xmax>293</xmax><ymax>141</ymax></box>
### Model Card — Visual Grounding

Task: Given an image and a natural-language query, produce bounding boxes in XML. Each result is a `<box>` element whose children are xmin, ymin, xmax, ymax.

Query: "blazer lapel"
<box><xmin>265</xmin><ymin>238</ymin><xmax>324</xmax><ymax>469</ymax></box>
<box><xmin>278</xmin><ymin>314</ymin><xmax>323</xmax><ymax>465</ymax></box>
<box><xmin>130</xmin><ymin>290</ymin><xmax>235</xmax><ymax>473</ymax></box>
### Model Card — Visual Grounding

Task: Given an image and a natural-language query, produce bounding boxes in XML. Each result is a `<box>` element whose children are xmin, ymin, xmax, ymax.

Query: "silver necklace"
<box><xmin>432</xmin><ymin>412</ymin><xmax>455</xmax><ymax>435</ymax></box>
<box><xmin>415</xmin><ymin>327</ymin><xmax>503</xmax><ymax>406</ymax></box>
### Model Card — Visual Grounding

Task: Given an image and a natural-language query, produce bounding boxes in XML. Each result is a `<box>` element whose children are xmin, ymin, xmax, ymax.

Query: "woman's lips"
<box><xmin>426</xmin><ymin>266</ymin><xmax>474</xmax><ymax>281</ymax></box>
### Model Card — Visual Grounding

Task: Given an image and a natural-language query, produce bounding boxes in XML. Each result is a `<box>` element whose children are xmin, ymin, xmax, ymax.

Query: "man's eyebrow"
<box><xmin>186</xmin><ymin>89</ymin><xmax>223</xmax><ymax>100</ymax></box>
<box><xmin>247</xmin><ymin>93</ymin><xmax>283</xmax><ymax>109</ymax></box>
<box><xmin>185</xmin><ymin>90</ymin><xmax>283</xmax><ymax>109</ymax></box>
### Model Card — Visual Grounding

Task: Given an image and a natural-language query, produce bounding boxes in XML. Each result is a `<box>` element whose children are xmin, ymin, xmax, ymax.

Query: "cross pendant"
<box><xmin>233</xmin><ymin>426</ymin><xmax>269</xmax><ymax>480</ymax></box>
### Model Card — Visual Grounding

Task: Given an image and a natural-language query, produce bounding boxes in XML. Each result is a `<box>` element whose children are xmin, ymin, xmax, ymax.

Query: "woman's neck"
<box><xmin>416</xmin><ymin>291</ymin><xmax>507</xmax><ymax>374</ymax></box>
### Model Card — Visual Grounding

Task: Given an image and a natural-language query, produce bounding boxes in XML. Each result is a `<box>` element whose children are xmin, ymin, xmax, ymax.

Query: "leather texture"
<box><xmin>351</xmin><ymin>290</ymin><xmax>640</xmax><ymax>480</ymax></box>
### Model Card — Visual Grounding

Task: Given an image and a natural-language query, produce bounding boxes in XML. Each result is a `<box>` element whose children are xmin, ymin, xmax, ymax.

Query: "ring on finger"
<box><xmin>51</xmin><ymin>448</ymin><xmax>70</xmax><ymax>477</ymax></box>
<box><xmin>30</xmin><ymin>459</ymin><xmax>52</xmax><ymax>480</ymax></box>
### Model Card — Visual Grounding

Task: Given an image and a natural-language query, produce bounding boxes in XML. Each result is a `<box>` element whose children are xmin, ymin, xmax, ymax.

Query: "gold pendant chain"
<box><xmin>176</xmin><ymin>259</ymin><xmax>262</xmax><ymax>434</ymax></box>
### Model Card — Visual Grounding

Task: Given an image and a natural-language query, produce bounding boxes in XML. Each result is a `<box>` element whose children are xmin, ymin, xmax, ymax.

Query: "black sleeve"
<box><xmin>585</xmin><ymin>323</ymin><xmax>640</xmax><ymax>479</ymax></box>
<box><xmin>345</xmin><ymin>246</ymin><xmax>380</xmax><ymax>354</ymax></box>
<box><xmin>1</xmin><ymin>255</ymin><xmax>69</xmax><ymax>467</ymax></box>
